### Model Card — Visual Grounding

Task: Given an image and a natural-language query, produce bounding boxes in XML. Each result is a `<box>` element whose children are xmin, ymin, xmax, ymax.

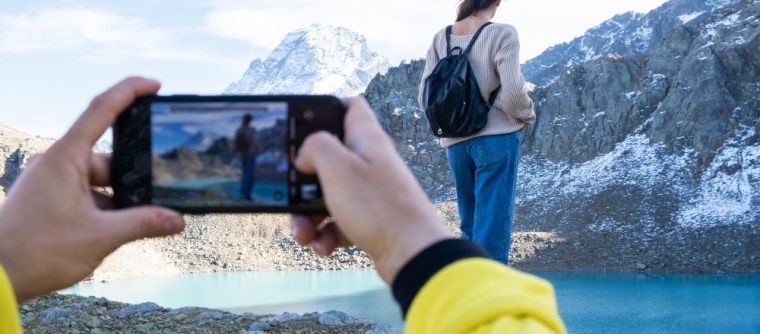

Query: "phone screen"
<box><xmin>112</xmin><ymin>95</ymin><xmax>344</xmax><ymax>214</ymax></box>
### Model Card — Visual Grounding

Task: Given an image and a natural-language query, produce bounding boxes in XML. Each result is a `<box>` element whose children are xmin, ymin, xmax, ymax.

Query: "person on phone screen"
<box><xmin>419</xmin><ymin>0</ymin><xmax>536</xmax><ymax>264</ymax></box>
<box><xmin>0</xmin><ymin>77</ymin><xmax>564</xmax><ymax>334</ymax></box>
<box><xmin>234</xmin><ymin>114</ymin><xmax>260</xmax><ymax>201</ymax></box>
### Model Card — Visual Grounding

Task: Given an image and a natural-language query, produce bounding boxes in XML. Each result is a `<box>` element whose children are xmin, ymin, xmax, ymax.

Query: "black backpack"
<box><xmin>422</xmin><ymin>23</ymin><xmax>500</xmax><ymax>138</ymax></box>
<box><xmin>234</xmin><ymin>128</ymin><xmax>250</xmax><ymax>152</ymax></box>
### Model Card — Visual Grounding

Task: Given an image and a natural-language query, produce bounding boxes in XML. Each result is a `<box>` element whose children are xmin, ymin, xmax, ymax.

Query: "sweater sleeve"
<box><xmin>418</xmin><ymin>33</ymin><xmax>442</xmax><ymax>109</ymax></box>
<box><xmin>492</xmin><ymin>27</ymin><xmax>536</xmax><ymax>125</ymax></box>
<box><xmin>0</xmin><ymin>264</ymin><xmax>22</xmax><ymax>334</ymax></box>
<box><xmin>393</xmin><ymin>240</ymin><xmax>566</xmax><ymax>334</ymax></box>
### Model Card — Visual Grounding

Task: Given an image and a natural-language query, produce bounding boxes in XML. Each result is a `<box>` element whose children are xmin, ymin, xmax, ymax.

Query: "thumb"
<box><xmin>100</xmin><ymin>207</ymin><xmax>185</xmax><ymax>247</ymax></box>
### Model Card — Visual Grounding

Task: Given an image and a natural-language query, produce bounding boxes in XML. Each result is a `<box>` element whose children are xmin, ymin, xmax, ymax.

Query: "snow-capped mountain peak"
<box><xmin>181</xmin><ymin>129</ymin><xmax>220</xmax><ymax>153</ymax></box>
<box><xmin>225</xmin><ymin>23</ymin><xmax>390</xmax><ymax>96</ymax></box>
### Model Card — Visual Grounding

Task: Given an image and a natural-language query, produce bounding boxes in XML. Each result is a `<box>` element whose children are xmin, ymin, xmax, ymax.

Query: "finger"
<box><xmin>91</xmin><ymin>190</ymin><xmax>114</xmax><ymax>210</ymax></box>
<box><xmin>341</xmin><ymin>96</ymin><xmax>379</xmax><ymax>129</ymax></box>
<box><xmin>62</xmin><ymin>77</ymin><xmax>160</xmax><ymax>147</ymax></box>
<box><xmin>310</xmin><ymin>224</ymin><xmax>340</xmax><ymax>257</ymax></box>
<box><xmin>341</xmin><ymin>97</ymin><xmax>394</xmax><ymax>157</ymax></box>
<box><xmin>99</xmin><ymin>206</ymin><xmax>185</xmax><ymax>247</ymax></box>
<box><xmin>311</xmin><ymin>222</ymin><xmax>352</xmax><ymax>256</ymax></box>
<box><xmin>319</xmin><ymin>221</ymin><xmax>353</xmax><ymax>248</ymax></box>
<box><xmin>295</xmin><ymin>131</ymin><xmax>364</xmax><ymax>177</ymax></box>
<box><xmin>89</xmin><ymin>154</ymin><xmax>111</xmax><ymax>187</ymax></box>
<box><xmin>290</xmin><ymin>215</ymin><xmax>318</xmax><ymax>246</ymax></box>
<box><xmin>291</xmin><ymin>215</ymin><xmax>330</xmax><ymax>246</ymax></box>
<box><xmin>333</xmin><ymin>228</ymin><xmax>353</xmax><ymax>248</ymax></box>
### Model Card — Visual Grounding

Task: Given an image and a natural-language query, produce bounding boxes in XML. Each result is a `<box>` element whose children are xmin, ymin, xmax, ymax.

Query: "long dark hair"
<box><xmin>456</xmin><ymin>0</ymin><xmax>498</xmax><ymax>22</ymax></box>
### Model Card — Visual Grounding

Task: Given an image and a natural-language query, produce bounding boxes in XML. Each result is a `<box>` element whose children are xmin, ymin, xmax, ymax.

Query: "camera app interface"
<box><xmin>151</xmin><ymin>102</ymin><xmax>289</xmax><ymax>208</ymax></box>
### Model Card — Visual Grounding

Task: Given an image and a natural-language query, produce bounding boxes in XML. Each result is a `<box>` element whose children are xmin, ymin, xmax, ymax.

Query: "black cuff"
<box><xmin>391</xmin><ymin>239</ymin><xmax>488</xmax><ymax>318</ymax></box>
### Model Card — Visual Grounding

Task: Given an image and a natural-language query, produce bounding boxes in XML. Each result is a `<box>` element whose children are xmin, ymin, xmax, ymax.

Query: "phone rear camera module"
<box><xmin>301</xmin><ymin>184</ymin><xmax>319</xmax><ymax>201</ymax></box>
<box><xmin>303</xmin><ymin>110</ymin><xmax>314</xmax><ymax>121</ymax></box>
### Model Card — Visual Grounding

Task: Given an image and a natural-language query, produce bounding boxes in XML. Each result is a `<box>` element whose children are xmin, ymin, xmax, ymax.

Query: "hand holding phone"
<box><xmin>111</xmin><ymin>95</ymin><xmax>345</xmax><ymax>214</ymax></box>
<box><xmin>0</xmin><ymin>77</ymin><xmax>186</xmax><ymax>302</ymax></box>
<box><xmin>291</xmin><ymin>97</ymin><xmax>451</xmax><ymax>283</ymax></box>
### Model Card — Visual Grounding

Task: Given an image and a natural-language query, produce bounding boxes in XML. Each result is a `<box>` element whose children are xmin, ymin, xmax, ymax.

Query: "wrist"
<box><xmin>0</xmin><ymin>241</ymin><xmax>28</xmax><ymax>302</ymax></box>
<box><xmin>0</xmin><ymin>213</ymin><xmax>31</xmax><ymax>302</ymax></box>
<box><xmin>391</xmin><ymin>239</ymin><xmax>489</xmax><ymax>317</ymax></box>
<box><xmin>373</xmin><ymin>218</ymin><xmax>452</xmax><ymax>283</ymax></box>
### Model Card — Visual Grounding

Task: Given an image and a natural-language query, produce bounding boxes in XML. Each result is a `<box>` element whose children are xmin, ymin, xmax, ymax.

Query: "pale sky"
<box><xmin>0</xmin><ymin>0</ymin><xmax>668</xmax><ymax>138</ymax></box>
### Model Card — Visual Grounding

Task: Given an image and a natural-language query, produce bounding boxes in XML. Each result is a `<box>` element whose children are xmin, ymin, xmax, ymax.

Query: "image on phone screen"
<box><xmin>151</xmin><ymin>102</ymin><xmax>289</xmax><ymax>207</ymax></box>
<box><xmin>112</xmin><ymin>95</ymin><xmax>344</xmax><ymax>214</ymax></box>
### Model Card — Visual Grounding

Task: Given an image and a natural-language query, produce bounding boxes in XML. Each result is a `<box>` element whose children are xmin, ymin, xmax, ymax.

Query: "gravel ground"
<box><xmin>20</xmin><ymin>294</ymin><xmax>397</xmax><ymax>334</ymax></box>
<box><xmin>127</xmin><ymin>203</ymin><xmax>574</xmax><ymax>277</ymax></box>
<box><xmin>143</xmin><ymin>214</ymin><xmax>374</xmax><ymax>275</ymax></box>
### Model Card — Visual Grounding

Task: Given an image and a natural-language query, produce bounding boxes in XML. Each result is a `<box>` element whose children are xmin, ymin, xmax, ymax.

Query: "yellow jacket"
<box><xmin>406</xmin><ymin>258</ymin><xmax>566</xmax><ymax>333</ymax></box>
<box><xmin>393</xmin><ymin>239</ymin><xmax>566</xmax><ymax>334</ymax></box>
<box><xmin>0</xmin><ymin>265</ymin><xmax>21</xmax><ymax>334</ymax></box>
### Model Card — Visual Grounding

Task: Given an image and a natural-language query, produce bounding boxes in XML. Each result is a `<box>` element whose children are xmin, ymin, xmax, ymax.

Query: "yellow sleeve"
<box><xmin>0</xmin><ymin>264</ymin><xmax>22</xmax><ymax>334</ymax></box>
<box><xmin>406</xmin><ymin>258</ymin><xmax>566</xmax><ymax>334</ymax></box>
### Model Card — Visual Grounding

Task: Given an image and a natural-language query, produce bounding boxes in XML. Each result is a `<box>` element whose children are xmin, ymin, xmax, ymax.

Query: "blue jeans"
<box><xmin>446</xmin><ymin>131</ymin><xmax>521</xmax><ymax>264</ymax></box>
<box><xmin>240</xmin><ymin>153</ymin><xmax>257</xmax><ymax>201</ymax></box>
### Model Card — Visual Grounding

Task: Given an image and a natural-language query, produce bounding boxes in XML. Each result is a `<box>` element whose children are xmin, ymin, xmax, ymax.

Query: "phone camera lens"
<box><xmin>303</xmin><ymin>110</ymin><xmax>314</xmax><ymax>121</ymax></box>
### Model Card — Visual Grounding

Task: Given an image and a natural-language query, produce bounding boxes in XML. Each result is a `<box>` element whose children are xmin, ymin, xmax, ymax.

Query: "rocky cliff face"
<box><xmin>522</xmin><ymin>0</ymin><xmax>759</xmax><ymax>163</ymax></box>
<box><xmin>364</xmin><ymin>0</ymin><xmax>759</xmax><ymax>272</ymax></box>
<box><xmin>522</xmin><ymin>0</ymin><xmax>755</xmax><ymax>87</ymax></box>
<box><xmin>0</xmin><ymin>124</ymin><xmax>53</xmax><ymax>201</ymax></box>
<box><xmin>363</xmin><ymin>60</ymin><xmax>456</xmax><ymax>199</ymax></box>
<box><xmin>518</xmin><ymin>0</ymin><xmax>759</xmax><ymax>230</ymax></box>
<box><xmin>225</xmin><ymin>24</ymin><xmax>390</xmax><ymax>96</ymax></box>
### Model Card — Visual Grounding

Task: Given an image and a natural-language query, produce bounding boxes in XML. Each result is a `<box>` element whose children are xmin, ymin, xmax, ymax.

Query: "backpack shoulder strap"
<box><xmin>489</xmin><ymin>85</ymin><xmax>502</xmax><ymax>106</ymax></box>
<box><xmin>445</xmin><ymin>25</ymin><xmax>453</xmax><ymax>56</ymax></box>
<box><xmin>463</xmin><ymin>22</ymin><xmax>493</xmax><ymax>56</ymax></box>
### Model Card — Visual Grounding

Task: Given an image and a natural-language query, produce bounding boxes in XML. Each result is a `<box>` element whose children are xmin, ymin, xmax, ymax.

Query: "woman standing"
<box><xmin>419</xmin><ymin>0</ymin><xmax>535</xmax><ymax>264</ymax></box>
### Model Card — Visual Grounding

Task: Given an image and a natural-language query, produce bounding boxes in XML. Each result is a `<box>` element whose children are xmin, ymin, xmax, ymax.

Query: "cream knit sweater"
<box><xmin>418</xmin><ymin>23</ymin><xmax>536</xmax><ymax>148</ymax></box>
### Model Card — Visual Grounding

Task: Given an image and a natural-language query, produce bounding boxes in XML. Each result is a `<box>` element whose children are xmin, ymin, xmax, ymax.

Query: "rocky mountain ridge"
<box><xmin>0</xmin><ymin>123</ymin><xmax>53</xmax><ymax>201</ymax></box>
<box><xmin>518</xmin><ymin>0</ymin><xmax>759</xmax><ymax>231</ymax></box>
<box><xmin>521</xmin><ymin>0</ymin><xmax>751</xmax><ymax>87</ymax></box>
<box><xmin>225</xmin><ymin>24</ymin><xmax>390</xmax><ymax>96</ymax></box>
<box><xmin>523</xmin><ymin>0</ymin><xmax>758</xmax><ymax>163</ymax></box>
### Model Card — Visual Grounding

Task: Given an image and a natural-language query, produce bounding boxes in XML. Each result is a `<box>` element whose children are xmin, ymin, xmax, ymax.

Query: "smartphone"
<box><xmin>111</xmin><ymin>95</ymin><xmax>345</xmax><ymax>214</ymax></box>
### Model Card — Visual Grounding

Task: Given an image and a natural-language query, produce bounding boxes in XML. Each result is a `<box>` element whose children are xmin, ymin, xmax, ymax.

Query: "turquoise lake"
<box><xmin>62</xmin><ymin>270</ymin><xmax>760</xmax><ymax>333</ymax></box>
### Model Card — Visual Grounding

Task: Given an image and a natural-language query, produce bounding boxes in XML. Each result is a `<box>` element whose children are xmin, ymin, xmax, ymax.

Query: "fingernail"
<box><xmin>290</xmin><ymin>220</ymin><xmax>298</xmax><ymax>236</ymax></box>
<box><xmin>311</xmin><ymin>242</ymin><xmax>325</xmax><ymax>256</ymax></box>
<box><xmin>164</xmin><ymin>215</ymin><xmax>184</xmax><ymax>232</ymax></box>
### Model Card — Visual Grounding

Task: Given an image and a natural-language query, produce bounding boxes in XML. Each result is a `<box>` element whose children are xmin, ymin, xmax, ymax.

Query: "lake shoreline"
<box><xmin>29</xmin><ymin>271</ymin><xmax>760</xmax><ymax>334</ymax></box>
<box><xmin>88</xmin><ymin>202</ymin><xmax>759</xmax><ymax>286</ymax></box>
<box><xmin>42</xmin><ymin>202</ymin><xmax>753</xmax><ymax>333</ymax></box>
<box><xmin>21</xmin><ymin>293</ymin><xmax>398</xmax><ymax>334</ymax></box>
